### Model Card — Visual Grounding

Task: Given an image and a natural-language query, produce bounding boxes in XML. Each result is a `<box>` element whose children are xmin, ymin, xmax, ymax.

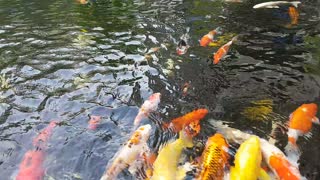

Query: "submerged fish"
<box><xmin>197</xmin><ymin>133</ymin><xmax>229</xmax><ymax>180</ymax></box>
<box><xmin>87</xmin><ymin>115</ymin><xmax>102</xmax><ymax>130</ymax></box>
<box><xmin>16</xmin><ymin>121</ymin><xmax>58</xmax><ymax>180</ymax></box>
<box><xmin>230</xmin><ymin>136</ymin><xmax>266</xmax><ymax>180</ymax></box>
<box><xmin>200</xmin><ymin>28</ymin><xmax>221</xmax><ymax>47</ymax></box>
<box><xmin>213</xmin><ymin>36</ymin><xmax>237</xmax><ymax>64</ymax></box>
<box><xmin>285</xmin><ymin>103</ymin><xmax>318</xmax><ymax>154</ymax></box>
<box><xmin>253</xmin><ymin>1</ymin><xmax>301</xmax><ymax>9</ymax></box>
<box><xmin>134</xmin><ymin>93</ymin><xmax>161</xmax><ymax>128</ymax></box>
<box><xmin>100</xmin><ymin>124</ymin><xmax>152</xmax><ymax>180</ymax></box>
<box><xmin>151</xmin><ymin>125</ymin><xmax>197</xmax><ymax>180</ymax></box>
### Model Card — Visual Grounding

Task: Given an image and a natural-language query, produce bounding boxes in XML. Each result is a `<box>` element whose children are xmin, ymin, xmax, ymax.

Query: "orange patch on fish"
<box><xmin>288</xmin><ymin>103</ymin><xmax>318</xmax><ymax>133</ymax></box>
<box><xmin>169</xmin><ymin>108</ymin><xmax>208</xmax><ymax>132</ymax></box>
<box><xmin>269</xmin><ymin>154</ymin><xmax>300</xmax><ymax>180</ymax></box>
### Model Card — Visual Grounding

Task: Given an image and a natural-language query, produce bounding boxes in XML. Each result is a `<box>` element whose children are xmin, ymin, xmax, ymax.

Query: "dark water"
<box><xmin>0</xmin><ymin>0</ymin><xmax>320</xmax><ymax>179</ymax></box>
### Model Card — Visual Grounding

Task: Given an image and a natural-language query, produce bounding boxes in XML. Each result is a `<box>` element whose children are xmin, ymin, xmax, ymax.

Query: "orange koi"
<box><xmin>16</xmin><ymin>121</ymin><xmax>58</xmax><ymax>180</ymax></box>
<box><xmin>213</xmin><ymin>36</ymin><xmax>237</xmax><ymax>64</ymax></box>
<box><xmin>87</xmin><ymin>115</ymin><xmax>102</xmax><ymax>130</ymax></box>
<box><xmin>197</xmin><ymin>133</ymin><xmax>229</xmax><ymax>180</ymax></box>
<box><xmin>288</xmin><ymin>6</ymin><xmax>299</xmax><ymax>25</ymax></box>
<box><xmin>286</xmin><ymin>103</ymin><xmax>318</xmax><ymax>147</ymax></box>
<box><xmin>134</xmin><ymin>93</ymin><xmax>161</xmax><ymax>128</ymax></box>
<box><xmin>200</xmin><ymin>28</ymin><xmax>221</xmax><ymax>47</ymax></box>
<box><xmin>167</xmin><ymin>108</ymin><xmax>208</xmax><ymax>133</ymax></box>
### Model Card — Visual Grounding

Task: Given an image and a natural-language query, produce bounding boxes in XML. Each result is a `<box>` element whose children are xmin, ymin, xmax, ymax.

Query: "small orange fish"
<box><xmin>167</xmin><ymin>108</ymin><xmax>208</xmax><ymax>133</ymax></box>
<box><xmin>197</xmin><ymin>133</ymin><xmax>229</xmax><ymax>180</ymax></box>
<box><xmin>87</xmin><ymin>115</ymin><xmax>102</xmax><ymax>130</ymax></box>
<box><xmin>287</xmin><ymin>103</ymin><xmax>318</xmax><ymax>147</ymax></box>
<box><xmin>200</xmin><ymin>29</ymin><xmax>220</xmax><ymax>47</ymax></box>
<box><xmin>288</xmin><ymin>6</ymin><xmax>299</xmax><ymax>25</ymax></box>
<box><xmin>213</xmin><ymin>36</ymin><xmax>237</xmax><ymax>64</ymax></box>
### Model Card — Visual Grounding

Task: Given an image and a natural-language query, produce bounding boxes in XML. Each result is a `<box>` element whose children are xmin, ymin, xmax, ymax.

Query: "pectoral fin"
<box><xmin>258</xmin><ymin>168</ymin><xmax>271</xmax><ymax>180</ymax></box>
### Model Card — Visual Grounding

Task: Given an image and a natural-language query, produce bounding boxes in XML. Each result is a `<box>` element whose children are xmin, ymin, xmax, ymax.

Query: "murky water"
<box><xmin>0</xmin><ymin>0</ymin><xmax>320</xmax><ymax>179</ymax></box>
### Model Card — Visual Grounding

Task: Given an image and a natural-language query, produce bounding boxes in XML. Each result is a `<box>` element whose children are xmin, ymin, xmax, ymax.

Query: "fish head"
<box><xmin>207</xmin><ymin>133</ymin><xmax>228</xmax><ymax>148</ymax></box>
<box><xmin>300</xmin><ymin>103</ymin><xmax>317</xmax><ymax>115</ymax></box>
<box><xmin>194</xmin><ymin>108</ymin><xmax>209</xmax><ymax>121</ymax></box>
<box><xmin>149</xmin><ymin>93</ymin><xmax>161</xmax><ymax>103</ymax></box>
<box><xmin>184</xmin><ymin>121</ymin><xmax>201</xmax><ymax>137</ymax></box>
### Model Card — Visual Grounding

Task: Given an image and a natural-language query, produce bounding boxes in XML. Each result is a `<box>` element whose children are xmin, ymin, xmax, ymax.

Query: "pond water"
<box><xmin>0</xmin><ymin>0</ymin><xmax>320</xmax><ymax>179</ymax></box>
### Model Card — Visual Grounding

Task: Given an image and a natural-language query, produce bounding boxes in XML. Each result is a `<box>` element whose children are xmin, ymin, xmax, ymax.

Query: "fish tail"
<box><xmin>214</xmin><ymin>27</ymin><xmax>223</xmax><ymax>35</ymax></box>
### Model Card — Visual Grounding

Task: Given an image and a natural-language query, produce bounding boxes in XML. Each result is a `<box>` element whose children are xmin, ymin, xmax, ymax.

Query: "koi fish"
<box><xmin>286</xmin><ymin>103</ymin><xmax>318</xmax><ymax>150</ymax></box>
<box><xmin>176</xmin><ymin>28</ymin><xmax>190</xmax><ymax>55</ymax></box>
<box><xmin>182</xmin><ymin>82</ymin><xmax>191</xmax><ymax>97</ymax></box>
<box><xmin>134</xmin><ymin>93</ymin><xmax>161</xmax><ymax>128</ymax></box>
<box><xmin>210</xmin><ymin>120</ymin><xmax>304</xmax><ymax>180</ymax></box>
<box><xmin>200</xmin><ymin>28</ymin><xmax>221</xmax><ymax>47</ymax></box>
<box><xmin>151</xmin><ymin>125</ymin><xmax>197</xmax><ymax>180</ymax></box>
<box><xmin>100</xmin><ymin>124</ymin><xmax>152</xmax><ymax>180</ymax></box>
<box><xmin>288</xmin><ymin>6</ymin><xmax>299</xmax><ymax>25</ymax></box>
<box><xmin>16</xmin><ymin>121</ymin><xmax>58</xmax><ymax>180</ymax></box>
<box><xmin>87</xmin><ymin>115</ymin><xmax>102</xmax><ymax>130</ymax></box>
<box><xmin>213</xmin><ymin>36</ymin><xmax>237</xmax><ymax>64</ymax></box>
<box><xmin>166</xmin><ymin>108</ymin><xmax>208</xmax><ymax>133</ymax></box>
<box><xmin>197</xmin><ymin>133</ymin><xmax>229</xmax><ymax>180</ymax></box>
<box><xmin>230</xmin><ymin>136</ymin><xmax>263</xmax><ymax>180</ymax></box>
<box><xmin>253</xmin><ymin>1</ymin><xmax>301</xmax><ymax>9</ymax></box>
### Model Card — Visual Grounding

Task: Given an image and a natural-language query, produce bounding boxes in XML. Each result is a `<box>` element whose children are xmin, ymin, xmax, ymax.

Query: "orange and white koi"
<box><xmin>260</xmin><ymin>138</ymin><xmax>304</xmax><ymax>180</ymax></box>
<box><xmin>87</xmin><ymin>115</ymin><xmax>102</xmax><ymax>130</ymax></box>
<box><xmin>286</xmin><ymin>103</ymin><xmax>318</xmax><ymax>150</ymax></box>
<box><xmin>100</xmin><ymin>124</ymin><xmax>152</xmax><ymax>180</ymax></box>
<box><xmin>134</xmin><ymin>93</ymin><xmax>161</xmax><ymax>128</ymax></box>
<box><xmin>200</xmin><ymin>28</ymin><xmax>221</xmax><ymax>47</ymax></box>
<box><xmin>16</xmin><ymin>121</ymin><xmax>58</xmax><ymax>180</ymax></box>
<box><xmin>213</xmin><ymin>36</ymin><xmax>237</xmax><ymax>64</ymax></box>
<box><xmin>182</xmin><ymin>82</ymin><xmax>191</xmax><ymax>97</ymax></box>
<box><xmin>197</xmin><ymin>133</ymin><xmax>229</xmax><ymax>180</ymax></box>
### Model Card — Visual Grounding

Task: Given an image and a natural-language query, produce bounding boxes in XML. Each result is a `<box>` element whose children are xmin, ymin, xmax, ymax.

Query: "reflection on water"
<box><xmin>0</xmin><ymin>0</ymin><xmax>320</xmax><ymax>179</ymax></box>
